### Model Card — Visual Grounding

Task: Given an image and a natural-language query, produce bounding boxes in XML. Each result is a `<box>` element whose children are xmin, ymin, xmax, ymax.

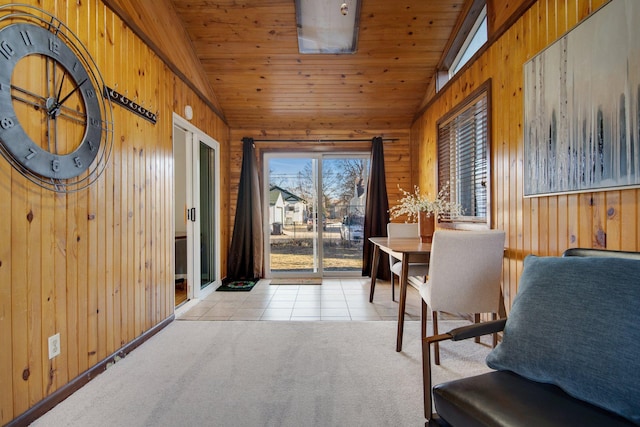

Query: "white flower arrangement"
<box><xmin>389</xmin><ymin>183</ymin><xmax>462</xmax><ymax>222</ymax></box>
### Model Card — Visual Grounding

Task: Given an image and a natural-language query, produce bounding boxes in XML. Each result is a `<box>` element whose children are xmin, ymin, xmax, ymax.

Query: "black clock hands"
<box><xmin>47</xmin><ymin>77</ymin><xmax>87</xmax><ymax>118</ymax></box>
<box><xmin>57</xmin><ymin>77</ymin><xmax>87</xmax><ymax>108</ymax></box>
<box><xmin>55</xmin><ymin>72</ymin><xmax>66</xmax><ymax>104</ymax></box>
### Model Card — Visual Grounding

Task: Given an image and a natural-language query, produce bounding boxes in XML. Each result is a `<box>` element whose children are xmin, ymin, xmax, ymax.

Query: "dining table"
<box><xmin>368</xmin><ymin>236</ymin><xmax>431</xmax><ymax>352</ymax></box>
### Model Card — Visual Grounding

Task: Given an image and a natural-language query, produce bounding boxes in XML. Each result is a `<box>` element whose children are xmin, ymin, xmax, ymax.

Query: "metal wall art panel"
<box><xmin>524</xmin><ymin>0</ymin><xmax>640</xmax><ymax>196</ymax></box>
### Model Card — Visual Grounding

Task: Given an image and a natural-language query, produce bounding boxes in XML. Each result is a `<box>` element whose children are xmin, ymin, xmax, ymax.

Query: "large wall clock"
<box><xmin>0</xmin><ymin>4</ymin><xmax>113</xmax><ymax>192</ymax></box>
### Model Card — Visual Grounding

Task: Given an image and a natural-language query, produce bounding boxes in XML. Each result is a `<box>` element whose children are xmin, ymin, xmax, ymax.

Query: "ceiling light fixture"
<box><xmin>295</xmin><ymin>0</ymin><xmax>361</xmax><ymax>54</ymax></box>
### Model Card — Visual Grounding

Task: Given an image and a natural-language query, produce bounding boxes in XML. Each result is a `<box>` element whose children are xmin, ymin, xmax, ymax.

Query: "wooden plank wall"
<box><xmin>0</xmin><ymin>1</ymin><xmax>229</xmax><ymax>424</ymax></box>
<box><xmin>228</xmin><ymin>129</ymin><xmax>415</xmax><ymax>239</ymax></box>
<box><xmin>412</xmin><ymin>0</ymin><xmax>639</xmax><ymax>313</ymax></box>
<box><xmin>103</xmin><ymin>0</ymin><xmax>225</xmax><ymax>119</ymax></box>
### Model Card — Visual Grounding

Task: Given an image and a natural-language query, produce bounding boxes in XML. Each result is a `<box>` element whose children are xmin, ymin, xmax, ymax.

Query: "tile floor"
<box><xmin>178</xmin><ymin>278</ymin><xmax>423</xmax><ymax>321</ymax></box>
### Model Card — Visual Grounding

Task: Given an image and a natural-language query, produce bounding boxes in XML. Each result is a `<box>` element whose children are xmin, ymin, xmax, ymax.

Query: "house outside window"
<box><xmin>437</xmin><ymin>80</ymin><xmax>491</xmax><ymax>226</ymax></box>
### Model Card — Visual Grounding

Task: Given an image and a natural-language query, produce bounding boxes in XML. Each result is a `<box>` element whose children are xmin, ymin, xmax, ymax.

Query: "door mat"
<box><xmin>216</xmin><ymin>280</ymin><xmax>257</xmax><ymax>292</ymax></box>
<box><xmin>270</xmin><ymin>278</ymin><xmax>322</xmax><ymax>285</ymax></box>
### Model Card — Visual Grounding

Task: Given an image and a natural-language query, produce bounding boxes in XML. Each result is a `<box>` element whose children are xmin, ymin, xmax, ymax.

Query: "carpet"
<box><xmin>32</xmin><ymin>320</ymin><xmax>492</xmax><ymax>427</ymax></box>
<box><xmin>216</xmin><ymin>280</ymin><xmax>256</xmax><ymax>291</ymax></box>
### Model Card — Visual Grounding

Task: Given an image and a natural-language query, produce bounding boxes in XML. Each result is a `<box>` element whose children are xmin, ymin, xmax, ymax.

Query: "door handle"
<box><xmin>186</xmin><ymin>207</ymin><xmax>196</xmax><ymax>222</ymax></box>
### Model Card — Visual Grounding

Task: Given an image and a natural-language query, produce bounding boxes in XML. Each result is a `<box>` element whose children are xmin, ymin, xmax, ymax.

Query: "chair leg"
<box><xmin>422</xmin><ymin>332</ymin><xmax>434</xmax><ymax>421</ymax></box>
<box><xmin>391</xmin><ymin>273</ymin><xmax>396</xmax><ymax>301</ymax></box>
<box><xmin>421</xmin><ymin>300</ymin><xmax>427</xmax><ymax>339</ymax></box>
<box><xmin>432</xmin><ymin>311</ymin><xmax>440</xmax><ymax>365</ymax></box>
<box><xmin>492</xmin><ymin>312</ymin><xmax>498</xmax><ymax>347</ymax></box>
<box><xmin>474</xmin><ymin>313</ymin><xmax>481</xmax><ymax>343</ymax></box>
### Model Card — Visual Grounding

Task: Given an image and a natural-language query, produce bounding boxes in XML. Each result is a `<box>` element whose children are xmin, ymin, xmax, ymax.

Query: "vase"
<box><xmin>418</xmin><ymin>211</ymin><xmax>435</xmax><ymax>243</ymax></box>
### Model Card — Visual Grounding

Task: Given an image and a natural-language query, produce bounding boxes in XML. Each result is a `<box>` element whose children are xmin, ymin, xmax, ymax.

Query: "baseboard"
<box><xmin>6</xmin><ymin>314</ymin><xmax>175</xmax><ymax>427</ymax></box>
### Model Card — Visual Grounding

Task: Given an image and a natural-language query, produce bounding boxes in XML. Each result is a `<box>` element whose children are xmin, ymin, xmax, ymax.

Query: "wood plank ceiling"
<box><xmin>169</xmin><ymin>0</ymin><xmax>466</xmax><ymax>130</ymax></box>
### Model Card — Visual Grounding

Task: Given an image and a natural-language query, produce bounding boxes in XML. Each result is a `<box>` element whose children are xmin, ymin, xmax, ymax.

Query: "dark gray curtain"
<box><xmin>227</xmin><ymin>137</ymin><xmax>263</xmax><ymax>281</ymax></box>
<box><xmin>362</xmin><ymin>136</ymin><xmax>390</xmax><ymax>280</ymax></box>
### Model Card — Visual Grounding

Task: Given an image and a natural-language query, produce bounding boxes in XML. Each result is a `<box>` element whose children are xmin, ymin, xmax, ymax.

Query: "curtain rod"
<box><xmin>250</xmin><ymin>138</ymin><xmax>398</xmax><ymax>143</ymax></box>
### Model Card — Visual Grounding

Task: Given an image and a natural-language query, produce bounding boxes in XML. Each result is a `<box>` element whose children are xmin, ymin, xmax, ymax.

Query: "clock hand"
<box><xmin>56</xmin><ymin>78</ymin><xmax>87</xmax><ymax>108</ymax></box>
<box><xmin>47</xmin><ymin>78</ymin><xmax>87</xmax><ymax>118</ymax></box>
<box><xmin>55</xmin><ymin>73</ymin><xmax>66</xmax><ymax>103</ymax></box>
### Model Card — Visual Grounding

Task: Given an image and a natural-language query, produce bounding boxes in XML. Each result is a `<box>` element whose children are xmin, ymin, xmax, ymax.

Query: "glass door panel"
<box><xmin>266</xmin><ymin>156</ymin><xmax>320</xmax><ymax>276</ymax></box>
<box><xmin>264</xmin><ymin>153</ymin><xmax>369</xmax><ymax>277</ymax></box>
<box><xmin>199</xmin><ymin>142</ymin><xmax>216</xmax><ymax>289</ymax></box>
<box><xmin>322</xmin><ymin>156</ymin><xmax>369</xmax><ymax>274</ymax></box>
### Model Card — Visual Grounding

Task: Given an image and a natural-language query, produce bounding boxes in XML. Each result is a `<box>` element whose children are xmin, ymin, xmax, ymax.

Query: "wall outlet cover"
<box><xmin>48</xmin><ymin>333</ymin><xmax>61</xmax><ymax>359</ymax></box>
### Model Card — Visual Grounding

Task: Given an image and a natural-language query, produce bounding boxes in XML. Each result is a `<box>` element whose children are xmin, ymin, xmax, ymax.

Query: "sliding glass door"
<box><xmin>264</xmin><ymin>153</ymin><xmax>369</xmax><ymax>278</ymax></box>
<box><xmin>173</xmin><ymin>114</ymin><xmax>221</xmax><ymax>305</ymax></box>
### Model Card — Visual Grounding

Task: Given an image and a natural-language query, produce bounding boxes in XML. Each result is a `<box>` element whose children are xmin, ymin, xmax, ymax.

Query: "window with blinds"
<box><xmin>437</xmin><ymin>81</ymin><xmax>490</xmax><ymax>224</ymax></box>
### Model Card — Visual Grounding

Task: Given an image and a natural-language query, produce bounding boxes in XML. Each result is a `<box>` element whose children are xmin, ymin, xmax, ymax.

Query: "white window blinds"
<box><xmin>437</xmin><ymin>87</ymin><xmax>489</xmax><ymax>223</ymax></box>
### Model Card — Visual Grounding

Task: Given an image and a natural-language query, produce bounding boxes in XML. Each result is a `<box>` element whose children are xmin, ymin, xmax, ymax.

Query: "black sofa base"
<box><xmin>433</xmin><ymin>370</ymin><xmax>636</xmax><ymax>427</ymax></box>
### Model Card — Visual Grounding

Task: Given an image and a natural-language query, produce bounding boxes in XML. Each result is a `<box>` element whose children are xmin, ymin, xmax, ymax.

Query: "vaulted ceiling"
<box><xmin>168</xmin><ymin>0</ymin><xmax>467</xmax><ymax>130</ymax></box>
<box><xmin>171</xmin><ymin>0</ymin><xmax>465</xmax><ymax>129</ymax></box>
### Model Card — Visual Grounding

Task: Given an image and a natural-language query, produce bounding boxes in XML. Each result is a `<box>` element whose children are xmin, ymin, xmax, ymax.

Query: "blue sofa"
<box><xmin>423</xmin><ymin>248</ymin><xmax>640</xmax><ymax>426</ymax></box>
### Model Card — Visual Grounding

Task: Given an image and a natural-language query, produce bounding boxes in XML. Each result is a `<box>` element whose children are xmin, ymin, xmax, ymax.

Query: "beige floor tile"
<box><xmin>319</xmin><ymin>294</ymin><xmax>346</xmax><ymax>302</ymax></box>
<box><xmin>320</xmin><ymin>299</ymin><xmax>347</xmax><ymax>306</ymax></box>
<box><xmin>293</xmin><ymin>306</ymin><xmax>321</xmax><ymax>316</ymax></box>
<box><xmin>270</xmin><ymin>294</ymin><xmax>298</xmax><ymax>302</ymax></box>
<box><xmin>214</xmin><ymin>301</ymin><xmax>247</xmax><ymax>310</ymax></box>
<box><xmin>192</xmin><ymin>299</ymin><xmax>218</xmax><ymax>308</ymax></box>
<box><xmin>198</xmin><ymin>313</ymin><xmax>232</xmax><ymax>320</ymax></box>
<box><xmin>205</xmin><ymin>306</ymin><xmax>238</xmax><ymax>316</ymax></box>
<box><xmin>344</xmin><ymin>298</ymin><xmax>371</xmax><ymax>307</ymax></box>
<box><xmin>267</xmin><ymin>300</ymin><xmax>296</xmax><ymax>309</ymax></box>
<box><xmin>261</xmin><ymin>308</ymin><xmax>293</xmax><ymax>320</ymax></box>
<box><xmin>178</xmin><ymin>315</ymin><xmax>203</xmax><ymax>321</ymax></box>
<box><xmin>273</xmin><ymin>287</ymin><xmax>300</xmax><ymax>294</ymax></box>
<box><xmin>375</xmin><ymin>307</ymin><xmax>401</xmax><ymax>317</ymax></box>
<box><xmin>294</xmin><ymin>293</ymin><xmax>322</xmax><ymax>301</ymax></box>
<box><xmin>348</xmin><ymin>307</ymin><xmax>379</xmax><ymax>317</ymax></box>
<box><xmin>180</xmin><ymin>277</ymin><xmax>425</xmax><ymax>324</ymax></box>
<box><xmin>350</xmin><ymin>314</ymin><xmax>382</xmax><ymax>321</ymax></box>
<box><xmin>297</xmin><ymin>286</ymin><xmax>322</xmax><ymax>293</ymax></box>
<box><xmin>292</xmin><ymin>300</ymin><xmax>321</xmax><ymax>308</ymax></box>
<box><xmin>229</xmin><ymin>308</ymin><xmax>265</xmax><ymax>320</ymax></box>
<box><xmin>320</xmin><ymin>308</ymin><xmax>350</xmax><ymax>317</ymax></box>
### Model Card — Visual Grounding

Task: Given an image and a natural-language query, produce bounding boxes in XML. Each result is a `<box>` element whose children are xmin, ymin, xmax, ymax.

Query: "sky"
<box><xmin>268</xmin><ymin>157</ymin><xmax>313</xmax><ymax>190</ymax></box>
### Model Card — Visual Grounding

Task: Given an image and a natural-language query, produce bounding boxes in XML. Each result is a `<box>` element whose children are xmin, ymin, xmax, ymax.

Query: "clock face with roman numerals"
<box><xmin>0</xmin><ymin>5</ymin><xmax>112</xmax><ymax>192</ymax></box>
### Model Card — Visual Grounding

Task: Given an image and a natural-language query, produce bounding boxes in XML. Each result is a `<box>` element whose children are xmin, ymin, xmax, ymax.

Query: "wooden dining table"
<box><xmin>368</xmin><ymin>236</ymin><xmax>431</xmax><ymax>352</ymax></box>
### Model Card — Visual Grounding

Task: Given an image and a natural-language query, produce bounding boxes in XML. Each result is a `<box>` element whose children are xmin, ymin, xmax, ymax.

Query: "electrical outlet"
<box><xmin>48</xmin><ymin>333</ymin><xmax>61</xmax><ymax>359</ymax></box>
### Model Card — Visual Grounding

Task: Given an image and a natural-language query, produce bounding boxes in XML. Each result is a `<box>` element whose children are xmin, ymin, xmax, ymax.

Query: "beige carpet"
<box><xmin>31</xmin><ymin>320</ymin><xmax>492</xmax><ymax>427</ymax></box>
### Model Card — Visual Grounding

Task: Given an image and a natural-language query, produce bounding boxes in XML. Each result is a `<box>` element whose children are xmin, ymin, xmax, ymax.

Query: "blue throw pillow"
<box><xmin>486</xmin><ymin>255</ymin><xmax>640</xmax><ymax>424</ymax></box>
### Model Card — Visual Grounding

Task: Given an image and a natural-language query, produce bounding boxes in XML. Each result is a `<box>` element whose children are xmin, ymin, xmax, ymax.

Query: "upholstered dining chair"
<box><xmin>420</xmin><ymin>229</ymin><xmax>505</xmax><ymax>365</ymax></box>
<box><xmin>386</xmin><ymin>223</ymin><xmax>430</xmax><ymax>301</ymax></box>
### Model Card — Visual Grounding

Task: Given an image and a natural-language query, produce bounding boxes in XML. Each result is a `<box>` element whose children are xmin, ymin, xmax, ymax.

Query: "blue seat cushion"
<box><xmin>486</xmin><ymin>255</ymin><xmax>640</xmax><ymax>424</ymax></box>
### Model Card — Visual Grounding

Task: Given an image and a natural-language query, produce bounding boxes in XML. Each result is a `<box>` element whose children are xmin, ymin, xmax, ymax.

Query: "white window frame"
<box><xmin>449</xmin><ymin>6</ymin><xmax>487</xmax><ymax>77</ymax></box>
<box><xmin>436</xmin><ymin>0</ymin><xmax>487</xmax><ymax>91</ymax></box>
